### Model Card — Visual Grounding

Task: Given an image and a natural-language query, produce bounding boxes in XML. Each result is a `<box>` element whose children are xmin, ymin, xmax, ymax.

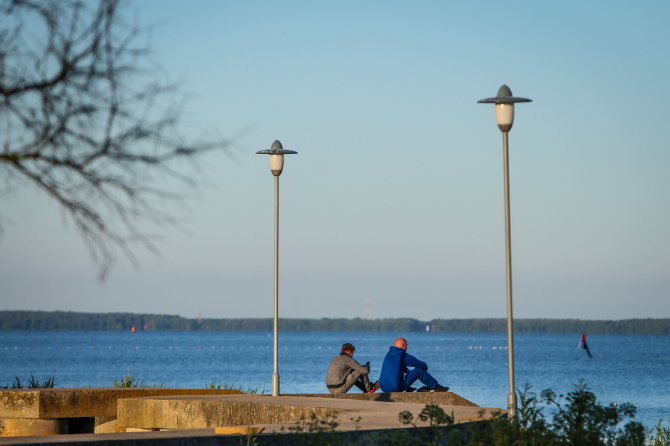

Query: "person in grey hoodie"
<box><xmin>325</xmin><ymin>343</ymin><xmax>379</xmax><ymax>394</ymax></box>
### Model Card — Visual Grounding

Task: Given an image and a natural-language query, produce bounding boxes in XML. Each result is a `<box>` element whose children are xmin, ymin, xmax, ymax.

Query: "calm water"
<box><xmin>1</xmin><ymin>331</ymin><xmax>668</xmax><ymax>429</ymax></box>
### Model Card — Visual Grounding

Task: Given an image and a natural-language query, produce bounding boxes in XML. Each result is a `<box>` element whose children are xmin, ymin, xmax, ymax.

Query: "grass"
<box><xmin>1</xmin><ymin>375</ymin><xmax>56</xmax><ymax>389</ymax></box>
<box><xmin>649</xmin><ymin>420</ymin><xmax>670</xmax><ymax>446</ymax></box>
<box><xmin>206</xmin><ymin>382</ymin><xmax>267</xmax><ymax>394</ymax></box>
<box><xmin>113</xmin><ymin>373</ymin><xmax>163</xmax><ymax>388</ymax></box>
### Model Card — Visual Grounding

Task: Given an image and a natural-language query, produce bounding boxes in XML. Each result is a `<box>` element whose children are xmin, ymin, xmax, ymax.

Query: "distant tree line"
<box><xmin>427</xmin><ymin>318</ymin><xmax>670</xmax><ymax>334</ymax></box>
<box><xmin>1</xmin><ymin>311</ymin><xmax>669</xmax><ymax>334</ymax></box>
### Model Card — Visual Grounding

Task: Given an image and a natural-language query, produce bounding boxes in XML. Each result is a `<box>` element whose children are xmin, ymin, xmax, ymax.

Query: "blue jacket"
<box><xmin>379</xmin><ymin>346</ymin><xmax>428</xmax><ymax>392</ymax></box>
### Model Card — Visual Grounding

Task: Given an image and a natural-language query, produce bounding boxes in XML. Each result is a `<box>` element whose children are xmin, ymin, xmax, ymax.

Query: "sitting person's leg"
<box><xmin>353</xmin><ymin>372</ymin><xmax>372</xmax><ymax>392</ymax></box>
<box><xmin>333</xmin><ymin>370</ymin><xmax>369</xmax><ymax>394</ymax></box>
<box><xmin>403</xmin><ymin>367</ymin><xmax>438</xmax><ymax>390</ymax></box>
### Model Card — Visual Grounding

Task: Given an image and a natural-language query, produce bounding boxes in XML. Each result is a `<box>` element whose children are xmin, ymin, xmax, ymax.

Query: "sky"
<box><xmin>1</xmin><ymin>1</ymin><xmax>669</xmax><ymax>321</ymax></box>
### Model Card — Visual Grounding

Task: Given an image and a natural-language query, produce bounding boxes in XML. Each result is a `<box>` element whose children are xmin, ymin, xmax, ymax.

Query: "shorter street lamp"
<box><xmin>478</xmin><ymin>85</ymin><xmax>531</xmax><ymax>418</ymax></box>
<box><xmin>256</xmin><ymin>140</ymin><xmax>297</xmax><ymax>397</ymax></box>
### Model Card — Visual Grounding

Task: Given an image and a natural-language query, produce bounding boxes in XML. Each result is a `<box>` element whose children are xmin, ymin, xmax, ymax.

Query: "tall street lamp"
<box><xmin>256</xmin><ymin>140</ymin><xmax>297</xmax><ymax>396</ymax></box>
<box><xmin>478</xmin><ymin>85</ymin><xmax>531</xmax><ymax>418</ymax></box>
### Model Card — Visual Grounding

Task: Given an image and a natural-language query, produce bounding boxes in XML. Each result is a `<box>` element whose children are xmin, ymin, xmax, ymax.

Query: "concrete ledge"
<box><xmin>117</xmin><ymin>395</ymin><xmax>342</xmax><ymax>431</ymax></box>
<box><xmin>0</xmin><ymin>425</ymin><xmax>482</xmax><ymax>446</ymax></box>
<box><xmin>0</xmin><ymin>419</ymin><xmax>68</xmax><ymax>437</ymax></box>
<box><xmin>116</xmin><ymin>394</ymin><xmax>502</xmax><ymax>433</ymax></box>
<box><xmin>0</xmin><ymin>388</ymin><xmax>242</xmax><ymax>420</ymax></box>
<box><xmin>286</xmin><ymin>391</ymin><xmax>478</xmax><ymax>406</ymax></box>
<box><xmin>0</xmin><ymin>389</ymin><xmax>243</xmax><ymax>437</ymax></box>
<box><xmin>94</xmin><ymin>416</ymin><xmax>121</xmax><ymax>434</ymax></box>
<box><xmin>0</xmin><ymin>389</ymin><xmax>500</xmax><ymax>440</ymax></box>
<box><xmin>0</xmin><ymin>393</ymin><xmax>503</xmax><ymax>444</ymax></box>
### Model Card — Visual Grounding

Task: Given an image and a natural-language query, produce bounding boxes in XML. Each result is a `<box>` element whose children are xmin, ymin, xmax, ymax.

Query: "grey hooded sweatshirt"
<box><xmin>325</xmin><ymin>354</ymin><xmax>370</xmax><ymax>388</ymax></box>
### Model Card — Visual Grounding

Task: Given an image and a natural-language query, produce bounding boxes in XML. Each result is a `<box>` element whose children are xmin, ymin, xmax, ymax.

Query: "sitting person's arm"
<box><xmin>344</xmin><ymin>356</ymin><xmax>370</xmax><ymax>374</ymax></box>
<box><xmin>403</xmin><ymin>353</ymin><xmax>428</xmax><ymax>371</ymax></box>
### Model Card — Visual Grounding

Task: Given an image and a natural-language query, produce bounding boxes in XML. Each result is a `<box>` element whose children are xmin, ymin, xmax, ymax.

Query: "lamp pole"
<box><xmin>478</xmin><ymin>85</ymin><xmax>531</xmax><ymax>418</ymax></box>
<box><xmin>257</xmin><ymin>140</ymin><xmax>297</xmax><ymax>397</ymax></box>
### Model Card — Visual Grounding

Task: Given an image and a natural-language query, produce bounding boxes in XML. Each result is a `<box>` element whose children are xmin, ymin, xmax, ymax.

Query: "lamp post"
<box><xmin>256</xmin><ymin>140</ymin><xmax>297</xmax><ymax>396</ymax></box>
<box><xmin>478</xmin><ymin>85</ymin><xmax>531</xmax><ymax>418</ymax></box>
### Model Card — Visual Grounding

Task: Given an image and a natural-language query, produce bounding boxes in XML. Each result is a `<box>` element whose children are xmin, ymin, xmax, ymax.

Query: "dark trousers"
<box><xmin>402</xmin><ymin>368</ymin><xmax>438</xmax><ymax>390</ymax></box>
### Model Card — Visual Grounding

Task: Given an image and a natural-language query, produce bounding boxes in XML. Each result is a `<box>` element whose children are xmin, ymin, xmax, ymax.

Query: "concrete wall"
<box><xmin>0</xmin><ymin>388</ymin><xmax>242</xmax><ymax>437</ymax></box>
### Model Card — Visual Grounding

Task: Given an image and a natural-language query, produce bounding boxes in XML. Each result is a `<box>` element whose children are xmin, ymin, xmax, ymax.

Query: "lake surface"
<box><xmin>1</xmin><ymin>331</ymin><xmax>668</xmax><ymax>429</ymax></box>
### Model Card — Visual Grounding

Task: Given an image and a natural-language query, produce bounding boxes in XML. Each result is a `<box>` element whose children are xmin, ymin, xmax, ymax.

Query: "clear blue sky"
<box><xmin>1</xmin><ymin>1</ymin><xmax>669</xmax><ymax>321</ymax></box>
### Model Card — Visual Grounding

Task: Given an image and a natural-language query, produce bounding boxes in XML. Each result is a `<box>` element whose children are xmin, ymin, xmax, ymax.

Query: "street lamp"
<box><xmin>256</xmin><ymin>140</ymin><xmax>297</xmax><ymax>396</ymax></box>
<box><xmin>478</xmin><ymin>85</ymin><xmax>531</xmax><ymax>418</ymax></box>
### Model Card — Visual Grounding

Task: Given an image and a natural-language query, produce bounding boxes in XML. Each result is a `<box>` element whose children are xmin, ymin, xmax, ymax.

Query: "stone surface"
<box><xmin>0</xmin><ymin>419</ymin><xmax>67</xmax><ymax>437</ymax></box>
<box><xmin>117</xmin><ymin>395</ymin><xmax>341</xmax><ymax>431</ymax></box>
<box><xmin>0</xmin><ymin>393</ymin><xmax>39</xmax><ymax>419</ymax></box>
<box><xmin>0</xmin><ymin>393</ymin><xmax>504</xmax><ymax>445</ymax></box>
<box><xmin>93</xmin><ymin>416</ymin><xmax>121</xmax><ymax>434</ymax></box>
<box><xmin>0</xmin><ymin>388</ymin><xmax>242</xmax><ymax>420</ymax></box>
<box><xmin>116</xmin><ymin>393</ymin><xmax>502</xmax><ymax>432</ymax></box>
<box><xmin>0</xmin><ymin>389</ymin><xmax>242</xmax><ymax>437</ymax></box>
<box><xmin>287</xmin><ymin>391</ymin><xmax>478</xmax><ymax>406</ymax></box>
<box><xmin>0</xmin><ymin>389</ymin><xmax>501</xmax><ymax>442</ymax></box>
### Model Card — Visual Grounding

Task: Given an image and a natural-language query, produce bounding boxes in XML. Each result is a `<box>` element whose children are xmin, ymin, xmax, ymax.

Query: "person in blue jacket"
<box><xmin>379</xmin><ymin>337</ymin><xmax>449</xmax><ymax>392</ymax></box>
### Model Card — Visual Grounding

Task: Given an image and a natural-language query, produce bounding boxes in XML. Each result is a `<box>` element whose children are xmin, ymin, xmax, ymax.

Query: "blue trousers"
<box><xmin>403</xmin><ymin>368</ymin><xmax>438</xmax><ymax>390</ymax></box>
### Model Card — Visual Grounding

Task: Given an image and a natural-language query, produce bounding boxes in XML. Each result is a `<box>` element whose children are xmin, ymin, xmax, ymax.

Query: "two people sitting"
<box><xmin>325</xmin><ymin>337</ymin><xmax>449</xmax><ymax>394</ymax></box>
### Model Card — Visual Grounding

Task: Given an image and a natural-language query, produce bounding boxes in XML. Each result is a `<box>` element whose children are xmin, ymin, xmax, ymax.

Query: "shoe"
<box><xmin>430</xmin><ymin>385</ymin><xmax>449</xmax><ymax>392</ymax></box>
<box><xmin>405</xmin><ymin>386</ymin><xmax>416</xmax><ymax>392</ymax></box>
<box><xmin>416</xmin><ymin>385</ymin><xmax>430</xmax><ymax>392</ymax></box>
<box><xmin>367</xmin><ymin>380</ymin><xmax>379</xmax><ymax>393</ymax></box>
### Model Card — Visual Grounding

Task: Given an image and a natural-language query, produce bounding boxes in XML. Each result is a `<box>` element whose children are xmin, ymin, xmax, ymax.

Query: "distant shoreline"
<box><xmin>1</xmin><ymin>310</ymin><xmax>669</xmax><ymax>334</ymax></box>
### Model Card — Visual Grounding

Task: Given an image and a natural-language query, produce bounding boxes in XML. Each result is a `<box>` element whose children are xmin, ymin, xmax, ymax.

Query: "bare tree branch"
<box><xmin>0</xmin><ymin>0</ymin><xmax>230</xmax><ymax>279</ymax></box>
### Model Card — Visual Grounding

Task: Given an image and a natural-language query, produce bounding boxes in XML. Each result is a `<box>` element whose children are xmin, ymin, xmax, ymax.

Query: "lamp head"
<box><xmin>256</xmin><ymin>140</ymin><xmax>298</xmax><ymax>176</ymax></box>
<box><xmin>478</xmin><ymin>85</ymin><xmax>532</xmax><ymax>133</ymax></box>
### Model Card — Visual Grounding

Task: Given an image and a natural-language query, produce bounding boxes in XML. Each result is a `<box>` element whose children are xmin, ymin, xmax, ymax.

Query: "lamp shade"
<box><xmin>256</xmin><ymin>140</ymin><xmax>298</xmax><ymax>176</ymax></box>
<box><xmin>478</xmin><ymin>85</ymin><xmax>531</xmax><ymax>133</ymax></box>
<box><xmin>269</xmin><ymin>154</ymin><xmax>284</xmax><ymax>176</ymax></box>
<box><xmin>495</xmin><ymin>103</ymin><xmax>514</xmax><ymax>132</ymax></box>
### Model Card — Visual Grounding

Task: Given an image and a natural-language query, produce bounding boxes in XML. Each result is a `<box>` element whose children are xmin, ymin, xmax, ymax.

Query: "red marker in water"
<box><xmin>579</xmin><ymin>332</ymin><xmax>592</xmax><ymax>358</ymax></box>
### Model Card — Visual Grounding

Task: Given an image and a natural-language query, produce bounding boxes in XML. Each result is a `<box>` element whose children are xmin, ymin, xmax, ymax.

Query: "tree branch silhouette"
<box><xmin>1</xmin><ymin>0</ymin><xmax>229</xmax><ymax>278</ymax></box>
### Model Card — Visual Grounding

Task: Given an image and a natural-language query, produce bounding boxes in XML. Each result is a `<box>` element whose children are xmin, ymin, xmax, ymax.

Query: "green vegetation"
<box><xmin>113</xmin><ymin>373</ymin><xmax>145</xmax><ymax>388</ymax></box>
<box><xmin>113</xmin><ymin>373</ymin><xmax>163</xmax><ymax>388</ymax></box>
<box><xmin>280</xmin><ymin>412</ymin><xmax>342</xmax><ymax>446</ymax></box>
<box><xmin>648</xmin><ymin>420</ymin><xmax>670</xmax><ymax>446</ymax></box>
<box><xmin>1</xmin><ymin>375</ymin><xmax>55</xmax><ymax>389</ymax></box>
<box><xmin>206</xmin><ymin>382</ymin><xmax>267</xmax><ymax>395</ymax></box>
<box><xmin>396</xmin><ymin>404</ymin><xmax>456</xmax><ymax>445</ymax></box>
<box><xmin>1</xmin><ymin>311</ymin><xmax>669</xmax><ymax>334</ymax></box>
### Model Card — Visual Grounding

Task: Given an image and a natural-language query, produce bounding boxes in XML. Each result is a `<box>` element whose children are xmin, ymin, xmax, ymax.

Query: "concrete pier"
<box><xmin>0</xmin><ymin>389</ymin><xmax>504</xmax><ymax>445</ymax></box>
<box><xmin>0</xmin><ymin>388</ymin><xmax>243</xmax><ymax>436</ymax></box>
<box><xmin>115</xmin><ymin>393</ymin><xmax>500</xmax><ymax>432</ymax></box>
